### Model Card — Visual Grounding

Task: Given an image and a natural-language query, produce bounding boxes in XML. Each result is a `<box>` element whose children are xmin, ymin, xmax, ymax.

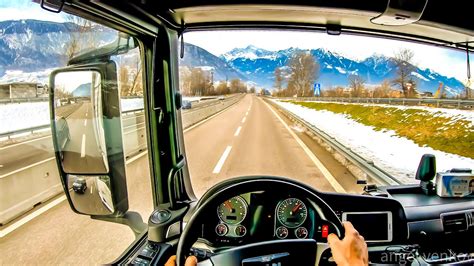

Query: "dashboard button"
<box><xmin>322</xmin><ymin>225</ymin><xmax>329</xmax><ymax>238</ymax></box>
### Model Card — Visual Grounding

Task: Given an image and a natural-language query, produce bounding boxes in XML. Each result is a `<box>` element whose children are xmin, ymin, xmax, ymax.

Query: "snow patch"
<box><xmin>274</xmin><ymin>100</ymin><xmax>474</xmax><ymax>184</ymax></box>
<box><xmin>335</xmin><ymin>67</ymin><xmax>346</xmax><ymax>74</ymax></box>
<box><xmin>411</xmin><ymin>71</ymin><xmax>429</xmax><ymax>81</ymax></box>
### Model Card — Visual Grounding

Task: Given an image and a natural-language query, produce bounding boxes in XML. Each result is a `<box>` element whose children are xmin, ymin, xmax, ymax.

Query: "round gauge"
<box><xmin>276</xmin><ymin>198</ymin><xmax>308</xmax><ymax>228</ymax></box>
<box><xmin>235</xmin><ymin>225</ymin><xmax>247</xmax><ymax>237</ymax></box>
<box><xmin>275</xmin><ymin>226</ymin><xmax>289</xmax><ymax>239</ymax></box>
<box><xmin>295</xmin><ymin>227</ymin><xmax>309</xmax><ymax>239</ymax></box>
<box><xmin>215</xmin><ymin>224</ymin><xmax>228</xmax><ymax>236</ymax></box>
<box><xmin>217</xmin><ymin>196</ymin><xmax>248</xmax><ymax>225</ymax></box>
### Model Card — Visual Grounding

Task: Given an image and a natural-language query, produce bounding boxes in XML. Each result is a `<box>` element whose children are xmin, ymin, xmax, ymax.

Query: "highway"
<box><xmin>0</xmin><ymin>94</ymin><xmax>359</xmax><ymax>264</ymax></box>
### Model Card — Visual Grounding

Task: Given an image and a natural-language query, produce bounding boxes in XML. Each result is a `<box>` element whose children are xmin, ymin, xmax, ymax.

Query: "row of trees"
<box><xmin>180</xmin><ymin>67</ymin><xmax>250</xmax><ymax>96</ymax></box>
<box><xmin>273</xmin><ymin>48</ymin><xmax>422</xmax><ymax>98</ymax></box>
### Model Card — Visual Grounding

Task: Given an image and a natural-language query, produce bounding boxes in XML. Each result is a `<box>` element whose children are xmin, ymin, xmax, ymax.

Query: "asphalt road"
<box><xmin>0</xmin><ymin>94</ymin><xmax>359</xmax><ymax>264</ymax></box>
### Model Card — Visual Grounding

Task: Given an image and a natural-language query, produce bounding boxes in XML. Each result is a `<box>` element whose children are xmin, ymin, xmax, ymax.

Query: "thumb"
<box><xmin>327</xmin><ymin>233</ymin><xmax>341</xmax><ymax>249</ymax></box>
<box><xmin>164</xmin><ymin>255</ymin><xmax>176</xmax><ymax>266</ymax></box>
<box><xmin>185</xmin><ymin>255</ymin><xmax>198</xmax><ymax>266</ymax></box>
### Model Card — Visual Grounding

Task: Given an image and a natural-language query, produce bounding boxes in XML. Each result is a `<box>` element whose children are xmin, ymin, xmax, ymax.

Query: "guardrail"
<box><xmin>274</xmin><ymin>97</ymin><xmax>474</xmax><ymax>109</ymax></box>
<box><xmin>265</xmin><ymin>98</ymin><xmax>400</xmax><ymax>187</ymax></box>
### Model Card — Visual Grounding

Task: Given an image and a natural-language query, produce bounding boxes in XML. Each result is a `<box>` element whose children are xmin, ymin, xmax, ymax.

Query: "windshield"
<box><xmin>179</xmin><ymin>30</ymin><xmax>474</xmax><ymax>197</ymax></box>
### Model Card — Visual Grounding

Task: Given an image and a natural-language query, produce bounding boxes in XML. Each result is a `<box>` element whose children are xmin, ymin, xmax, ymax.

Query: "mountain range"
<box><xmin>0</xmin><ymin>19</ymin><xmax>466</xmax><ymax>96</ymax></box>
<box><xmin>217</xmin><ymin>45</ymin><xmax>465</xmax><ymax>95</ymax></box>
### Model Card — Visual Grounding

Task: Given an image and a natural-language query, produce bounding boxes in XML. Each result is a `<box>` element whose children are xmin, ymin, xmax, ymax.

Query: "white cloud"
<box><xmin>185</xmin><ymin>30</ymin><xmax>473</xmax><ymax>81</ymax></box>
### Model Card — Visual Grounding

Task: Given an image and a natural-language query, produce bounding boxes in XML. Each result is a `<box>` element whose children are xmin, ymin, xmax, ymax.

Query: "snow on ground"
<box><xmin>0</xmin><ymin>98</ymin><xmax>145</xmax><ymax>134</ymax></box>
<box><xmin>0</xmin><ymin>102</ymin><xmax>50</xmax><ymax>134</ymax></box>
<box><xmin>274</xmin><ymin>100</ymin><xmax>474</xmax><ymax>184</ymax></box>
<box><xmin>311</xmin><ymin>100</ymin><xmax>474</xmax><ymax>127</ymax></box>
<box><xmin>121</xmin><ymin>98</ymin><xmax>144</xmax><ymax>112</ymax></box>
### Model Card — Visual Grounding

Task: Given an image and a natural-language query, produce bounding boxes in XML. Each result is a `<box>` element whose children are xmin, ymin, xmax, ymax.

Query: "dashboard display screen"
<box><xmin>343</xmin><ymin>212</ymin><xmax>392</xmax><ymax>242</ymax></box>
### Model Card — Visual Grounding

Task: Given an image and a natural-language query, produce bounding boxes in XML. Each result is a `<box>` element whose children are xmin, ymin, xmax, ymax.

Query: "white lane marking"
<box><xmin>212</xmin><ymin>146</ymin><xmax>232</xmax><ymax>174</ymax></box>
<box><xmin>90</xmin><ymin>180</ymin><xmax>94</xmax><ymax>194</ymax></box>
<box><xmin>241</xmin><ymin>117</ymin><xmax>246</xmax><ymax>123</ymax></box>
<box><xmin>80</xmin><ymin>134</ymin><xmax>86</xmax><ymax>158</ymax></box>
<box><xmin>0</xmin><ymin>195</ymin><xmax>67</xmax><ymax>238</ymax></box>
<box><xmin>0</xmin><ymin>135</ymin><xmax>51</xmax><ymax>151</ymax></box>
<box><xmin>84</xmin><ymin>119</ymin><xmax>87</xmax><ymax>127</ymax></box>
<box><xmin>0</xmin><ymin>157</ymin><xmax>56</xmax><ymax>179</ymax></box>
<box><xmin>262</xmin><ymin>100</ymin><xmax>346</xmax><ymax>193</ymax></box>
<box><xmin>245</xmin><ymin>111</ymin><xmax>249</xmax><ymax>116</ymax></box>
<box><xmin>234</xmin><ymin>126</ymin><xmax>242</xmax><ymax>137</ymax></box>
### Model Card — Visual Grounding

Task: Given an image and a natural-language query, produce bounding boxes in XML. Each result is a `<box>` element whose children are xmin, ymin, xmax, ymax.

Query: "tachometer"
<box><xmin>217</xmin><ymin>196</ymin><xmax>248</xmax><ymax>225</ymax></box>
<box><xmin>276</xmin><ymin>198</ymin><xmax>308</xmax><ymax>228</ymax></box>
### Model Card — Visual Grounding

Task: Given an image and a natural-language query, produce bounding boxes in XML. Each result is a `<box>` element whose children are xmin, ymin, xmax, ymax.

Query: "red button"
<box><xmin>322</xmin><ymin>225</ymin><xmax>329</xmax><ymax>238</ymax></box>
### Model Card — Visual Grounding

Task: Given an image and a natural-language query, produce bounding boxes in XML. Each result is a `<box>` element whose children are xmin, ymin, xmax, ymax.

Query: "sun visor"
<box><xmin>371</xmin><ymin>0</ymin><xmax>428</xmax><ymax>26</ymax></box>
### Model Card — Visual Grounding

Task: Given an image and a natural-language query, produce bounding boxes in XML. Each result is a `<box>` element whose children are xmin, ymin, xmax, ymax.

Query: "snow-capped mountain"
<box><xmin>180</xmin><ymin>43</ymin><xmax>247</xmax><ymax>82</ymax></box>
<box><xmin>0</xmin><ymin>19</ymin><xmax>116</xmax><ymax>82</ymax></box>
<box><xmin>221</xmin><ymin>46</ymin><xmax>466</xmax><ymax>96</ymax></box>
<box><xmin>0</xmin><ymin>19</ymin><xmax>466</xmax><ymax>96</ymax></box>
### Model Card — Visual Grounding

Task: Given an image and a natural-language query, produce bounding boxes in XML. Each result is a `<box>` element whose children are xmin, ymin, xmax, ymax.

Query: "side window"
<box><xmin>0</xmin><ymin>4</ymin><xmax>152</xmax><ymax>264</ymax></box>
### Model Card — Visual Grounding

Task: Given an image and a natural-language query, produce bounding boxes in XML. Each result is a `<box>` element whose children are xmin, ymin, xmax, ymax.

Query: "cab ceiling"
<box><xmin>94</xmin><ymin>0</ymin><xmax>474</xmax><ymax>50</ymax></box>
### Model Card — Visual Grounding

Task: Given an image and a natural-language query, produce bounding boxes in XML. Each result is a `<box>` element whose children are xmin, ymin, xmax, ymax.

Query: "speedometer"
<box><xmin>276</xmin><ymin>198</ymin><xmax>308</xmax><ymax>228</ymax></box>
<box><xmin>217</xmin><ymin>196</ymin><xmax>248</xmax><ymax>225</ymax></box>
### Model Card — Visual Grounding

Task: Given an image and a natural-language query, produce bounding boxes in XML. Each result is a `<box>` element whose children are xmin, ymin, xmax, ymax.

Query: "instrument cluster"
<box><xmin>208</xmin><ymin>193</ymin><xmax>334</xmax><ymax>246</ymax></box>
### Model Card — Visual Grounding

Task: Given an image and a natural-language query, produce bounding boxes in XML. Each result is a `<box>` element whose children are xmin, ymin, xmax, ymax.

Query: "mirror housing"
<box><xmin>49</xmin><ymin>61</ymin><xmax>128</xmax><ymax>217</ymax></box>
<box><xmin>416</xmin><ymin>154</ymin><xmax>436</xmax><ymax>195</ymax></box>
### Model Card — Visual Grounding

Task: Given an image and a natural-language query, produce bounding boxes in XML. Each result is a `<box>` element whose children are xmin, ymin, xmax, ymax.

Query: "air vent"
<box><xmin>441</xmin><ymin>213</ymin><xmax>468</xmax><ymax>233</ymax></box>
<box><xmin>467</xmin><ymin>212</ymin><xmax>474</xmax><ymax>227</ymax></box>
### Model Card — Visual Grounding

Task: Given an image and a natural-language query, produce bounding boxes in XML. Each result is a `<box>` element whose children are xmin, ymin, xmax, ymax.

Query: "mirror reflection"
<box><xmin>53</xmin><ymin>71</ymin><xmax>108</xmax><ymax>174</ymax></box>
<box><xmin>67</xmin><ymin>175</ymin><xmax>114</xmax><ymax>215</ymax></box>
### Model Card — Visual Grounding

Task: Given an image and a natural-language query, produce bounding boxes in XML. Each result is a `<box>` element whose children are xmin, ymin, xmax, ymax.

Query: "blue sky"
<box><xmin>0</xmin><ymin>0</ymin><xmax>65</xmax><ymax>22</ymax></box>
<box><xmin>1</xmin><ymin>0</ymin><xmax>472</xmax><ymax>82</ymax></box>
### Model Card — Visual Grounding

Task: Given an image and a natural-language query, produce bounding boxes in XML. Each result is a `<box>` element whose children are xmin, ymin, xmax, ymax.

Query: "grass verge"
<box><xmin>288</xmin><ymin>101</ymin><xmax>474</xmax><ymax>159</ymax></box>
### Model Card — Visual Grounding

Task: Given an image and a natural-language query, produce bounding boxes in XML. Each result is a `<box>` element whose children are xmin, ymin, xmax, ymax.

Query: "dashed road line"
<box><xmin>212</xmin><ymin>146</ymin><xmax>232</xmax><ymax>174</ymax></box>
<box><xmin>234</xmin><ymin>126</ymin><xmax>242</xmax><ymax>137</ymax></box>
<box><xmin>84</xmin><ymin>119</ymin><xmax>87</xmax><ymax>127</ymax></box>
<box><xmin>80</xmin><ymin>134</ymin><xmax>86</xmax><ymax>158</ymax></box>
<box><xmin>241</xmin><ymin>117</ymin><xmax>246</xmax><ymax>123</ymax></box>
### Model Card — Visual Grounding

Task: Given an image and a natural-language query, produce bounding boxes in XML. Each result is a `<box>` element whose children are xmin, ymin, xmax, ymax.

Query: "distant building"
<box><xmin>0</xmin><ymin>82</ymin><xmax>40</xmax><ymax>99</ymax></box>
<box><xmin>419</xmin><ymin>91</ymin><xmax>434</xmax><ymax>97</ymax></box>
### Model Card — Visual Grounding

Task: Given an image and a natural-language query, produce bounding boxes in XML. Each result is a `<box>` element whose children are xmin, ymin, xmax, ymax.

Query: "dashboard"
<box><xmin>201</xmin><ymin>191</ymin><xmax>340</xmax><ymax>246</ymax></box>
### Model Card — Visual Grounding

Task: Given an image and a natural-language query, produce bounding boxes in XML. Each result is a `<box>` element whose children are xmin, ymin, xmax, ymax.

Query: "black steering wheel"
<box><xmin>176</xmin><ymin>176</ymin><xmax>345</xmax><ymax>266</ymax></box>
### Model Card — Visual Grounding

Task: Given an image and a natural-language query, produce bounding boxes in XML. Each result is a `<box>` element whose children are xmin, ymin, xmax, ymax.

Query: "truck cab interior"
<box><xmin>36</xmin><ymin>0</ymin><xmax>474</xmax><ymax>265</ymax></box>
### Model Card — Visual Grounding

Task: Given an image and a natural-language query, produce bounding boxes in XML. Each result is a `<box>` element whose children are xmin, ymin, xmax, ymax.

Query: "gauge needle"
<box><xmin>292</xmin><ymin>203</ymin><xmax>302</xmax><ymax>214</ymax></box>
<box><xmin>224</xmin><ymin>201</ymin><xmax>234</xmax><ymax>212</ymax></box>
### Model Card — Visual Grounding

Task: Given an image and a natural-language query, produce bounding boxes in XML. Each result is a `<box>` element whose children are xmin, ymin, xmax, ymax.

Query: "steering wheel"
<box><xmin>176</xmin><ymin>176</ymin><xmax>345</xmax><ymax>266</ymax></box>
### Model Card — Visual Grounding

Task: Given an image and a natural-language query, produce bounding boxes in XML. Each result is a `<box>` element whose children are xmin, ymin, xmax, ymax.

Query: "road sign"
<box><xmin>313</xmin><ymin>83</ymin><xmax>321</xmax><ymax>96</ymax></box>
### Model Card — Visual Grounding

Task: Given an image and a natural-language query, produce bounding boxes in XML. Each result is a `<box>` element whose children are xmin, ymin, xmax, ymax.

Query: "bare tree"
<box><xmin>287</xmin><ymin>51</ymin><xmax>319</xmax><ymax>97</ymax></box>
<box><xmin>392</xmin><ymin>49</ymin><xmax>417</xmax><ymax>98</ymax></box>
<box><xmin>373</xmin><ymin>80</ymin><xmax>392</xmax><ymax>98</ymax></box>
<box><xmin>274</xmin><ymin>67</ymin><xmax>284</xmax><ymax>91</ymax></box>
<box><xmin>229</xmin><ymin>79</ymin><xmax>247</xmax><ymax>93</ymax></box>
<box><xmin>348</xmin><ymin>74</ymin><xmax>365</xmax><ymax>97</ymax></box>
<box><xmin>64</xmin><ymin>14</ymin><xmax>98</xmax><ymax>62</ymax></box>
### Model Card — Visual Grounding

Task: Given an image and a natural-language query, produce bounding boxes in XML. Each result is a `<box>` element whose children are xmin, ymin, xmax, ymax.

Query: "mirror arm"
<box><xmin>168</xmin><ymin>155</ymin><xmax>186</xmax><ymax>210</ymax></box>
<box><xmin>92</xmin><ymin>211</ymin><xmax>147</xmax><ymax>238</ymax></box>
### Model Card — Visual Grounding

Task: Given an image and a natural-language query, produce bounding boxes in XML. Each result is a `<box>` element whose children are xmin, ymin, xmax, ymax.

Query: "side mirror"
<box><xmin>49</xmin><ymin>61</ymin><xmax>128</xmax><ymax>217</ymax></box>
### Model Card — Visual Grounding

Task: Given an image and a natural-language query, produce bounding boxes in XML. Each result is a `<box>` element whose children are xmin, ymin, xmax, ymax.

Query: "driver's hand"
<box><xmin>164</xmin><ymin>255</ymin><xmax>197</xmax><ymax>266</ymax></box>
<box><xmin>327</xmin><ymin>222</ymin><xmax>368</xmax><ymax>266</ymax></box>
